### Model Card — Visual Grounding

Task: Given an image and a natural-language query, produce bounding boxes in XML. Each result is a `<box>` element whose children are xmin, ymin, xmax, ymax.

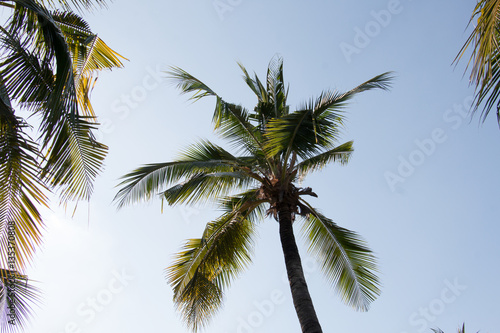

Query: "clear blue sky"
<box><xmin>24</xmin><ymin>0</ymin><xmax>500</xmax><ymax>332</ymax></box>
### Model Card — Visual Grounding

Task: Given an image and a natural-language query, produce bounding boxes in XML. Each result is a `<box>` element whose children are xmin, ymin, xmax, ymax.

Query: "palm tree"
<box><xmin>455</xmin><ymin>0</ymin><xmax>500</xmax><ymax>125</ymax></box>
<box><xmin>115</xmin><ymin>57</ymin><xmax>392</xmax><ymax>332</ymax></box>
<box><xmin>0</xmin><ymin>0</ymin><xmax>124</xmax><ymax>330</ymax></box>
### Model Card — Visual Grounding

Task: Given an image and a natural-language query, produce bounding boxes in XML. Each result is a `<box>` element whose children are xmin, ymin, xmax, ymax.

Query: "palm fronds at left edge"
<box><xmin>0</xmin><ymin>0</ymin><xmax>126</xmax><ymax>203</ymax></box>
<box><xmin>0</xmin><ymin>1</ymin><xmax>124</xmax><ymax>331</ymax></box>
<box><xmin>0</xmin><ymin>270</ymin><xmax>41</xmax><ymax>333</ymax></box>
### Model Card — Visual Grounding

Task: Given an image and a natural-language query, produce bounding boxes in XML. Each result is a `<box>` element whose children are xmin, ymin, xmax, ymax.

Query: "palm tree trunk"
<box><xmin>278</xmin><ymin>207</ymin><xmax>323</xmax><ymax>333</ymax></box>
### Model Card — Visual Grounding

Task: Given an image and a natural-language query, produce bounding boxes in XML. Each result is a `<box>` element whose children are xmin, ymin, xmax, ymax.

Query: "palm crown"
<box><xmin>115</xmin><ymin>57</ymin><xmax>392</xmax><ymax>332</ymax></box>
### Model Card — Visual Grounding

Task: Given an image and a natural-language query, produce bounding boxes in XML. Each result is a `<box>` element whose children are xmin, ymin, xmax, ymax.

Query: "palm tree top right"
<box><xmin>455</xmin><ymin>0</ymin><xmax>500</xmax><ymax>125</ymax></box>
<box><xmin>115</xmin><ymin>56</ymin><xmax>393</xmax><ymax>333</ymax></box>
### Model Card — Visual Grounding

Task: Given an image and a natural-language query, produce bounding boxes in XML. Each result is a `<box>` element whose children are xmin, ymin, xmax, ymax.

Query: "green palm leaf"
<box><xmin>264</xmin><ymin>95</ymin><xmax>345</xmax><ymax>159</ymax></box>
<box><xmin>0</xmin><ymin>0</ymin><xmax>123</xmax><ymax>203</ymax></box>
<box><xmin>0</xmin><ymin>0</ymin><xmax>103</xmax><ymax>203</ymax></box>
<box><xmin>296</xmin><ymin>141</ymin><xmax>353</xmax><ymax>178</ymax></box>
<box><xmin>0</xmin><ymin>88</ymin><xmax>47</xmax><ymax>271</ymax></box>
<box><xmin>0</xmin><ymin>26</ymin><xmax>54</xmax><ymax>111</ymax></box>
<box><xmin>167</xmin><ymin>68</ymin><xmax>270</xmax><ymax>163</ymax></box>
<box><xmin>238</xmin><ymin>58</ymin><xmax>290</xmax><ymax>126</ymax></box>
<box><xmin>264</xmin><ymin>72</ymin><xmax>392</xmax><ymax>160</ymax></box>
<box><xmin>166</xmin><ymin>207</ymin><xmax>259</xmax><ymax>331</ymax></box>
<box><xmin>53</xmin><ymin>11</ymin><xmax>124</xmax><ymax>73</ymax></box>
<box><xmin>455</xmin><ymin>0</ymin><xmax>500</xmax><ymax>123</ymax></box>
<box><xmin>26</xmin><ymin>0</ymin><xmax>108</xmax><ymax>12</ymax></box>
<box><xmin>52</xmin><ymin>10</ymin><xmax>125</xmax><ymax>116</ymax></box>
<box><xmin>115</xmin><ymin>140</ymin><xmax>265</xmax><ymax>208</ymax></box>
<box><xmin>212</xmin><ymin>100</ymin><xmax>262</xmax><ymax>153</ymax></box>
<box><xmin>218</xmin><ymin>189</ymin><xmax>267</xmax><ymax>220</ymax></box>
<box><xmin>161</xmin><ymin>171</ymin><xmax>256</xmax><ymax>206</ymax></box>
<box><xmin>114</xmin><ymin>161</ymin><xmax>231</xmax><ymax>208</ymax></box>
<box><xmin>42</xmin><ymin>114</ymin><xmax>107</xmax><ymax>202</ymax></box>
<box><xmin>0</xmin><ymin>88</ymin><xmax>45</xmax><ymax>333</ymax></box>
<box><xmin>265</xmin><ymin>56</ymin><xmax>288</xmax><ymax>118</ymax></box>
<box><xmin>237</xmin><ymin>62</ymin><xmax>266</xmax><ymax>103</ymax></box>
<box><xmin>167</xmin><ymin>66</ymin><xmax>217</xmax><ymax>101</ymax></box>
<box><xmin>0</xmin><ymin>0</ymin><xmax>123</xmax><ymax>270</ymax></box>
<box><xmin>298</xmin><ymin>202</ymin><xmax>380</xmax><ymax>311</ymax></box>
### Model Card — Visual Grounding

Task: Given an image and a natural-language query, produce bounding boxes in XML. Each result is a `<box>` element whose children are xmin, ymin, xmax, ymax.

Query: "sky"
<box><xmin>17</xmin><ymin>0</ymin><xmax>500</xmax><ymax>332</ymax></box>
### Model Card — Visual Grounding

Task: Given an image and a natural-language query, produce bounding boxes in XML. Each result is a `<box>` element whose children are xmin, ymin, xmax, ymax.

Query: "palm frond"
<box><xmin>212</xmin><ymin>98</ymin><xmax>270</xmax><ymax>159</ymax></box>
<box><xmin>115</xmin><ymin>140</ymin><xmax>260</xmax><ymax>208</ymax></box>
<box><xmin>0</xmin><ymin>26</ymin><xmax>54</xmax><ymax>112</ymax></box>
<box><xmin>0</xmin><ymin>93</ymin><xmax>48</xmax><ymax>270</ymax></box>
<box><xmin>471</xmin><ymin>47</ymin><xmax>500</xmax><ymax>123</ymax></box>
<box><xmin>166</xmin><ymin>210</ymin><xmax>257</xmax><ymax>331</ymax></box>
<box><xmin>53</xmin><ymin>11</ymin><xmax>125</xmax><ymax>74</ymax></box>
<box><xmin>2</xmin><ymin>2</ymin><xmax>46</xmax><ymax>48</ymax></box>
<box><xmin>167</xmin><ymin>66</ymin><xmax>268</xmax><ymax>158</ymax></box>
<box><xmin>3</xmin><ymin>0</ymin><xmax>116</xmax><ymax>203</ymax></box>
<box><xmin>264</xmin><ymin>72</ymin><xmax>392</xmax><ymax>159</ymax></box>
<box><xmin>296</xmin><ymin>141</ymin><xmax>353</xmax><ymax>178</ymax></box>
<box><xmin>25</xmin><ymin>0</ymin><xmax>108</xmax><ymax>12</ymax></box>
<box><xmin>115</xmin><ymin>162</ymin><xmax>207</xmax><ymax>209</ymax></box>
<box><xmin>298</xmin><ymin>203</ymin><xmax>380</xmax><ymax>311</ymax></box>
<box><xmin>307</xmin><ymin>72</ymin><xmax>392</xmax><ymax>120</ymax></box>
<box><xmin>177</xmin><ymin>139</ymin><xmax>240</xmax><ymax>162</ymax></box>
<box><xmin>212</xmin><ymin>100</ymin><xmax>253</xmax><ymax>143</ymax></box>
<box><xmin>264</xmin><ymin>103</ymin><xmax>340</xmax><ymax>159</ymax></box>
<box><xmin>52</xmin><ymin>10</ymin><xmax>125</xmax><ymax>115</ymax></box>
<box><xmin>237</xmin><ymin>62</ymin><xmax>267</xmax><ymax>103</ymax></box>
<box><xmin>237</xmin><ymin>62</ymin><xmax>263</xmax><ymax>101</ymax></box>
<box><xmin>455</xmin><ymin>0</ymin><xmax>500</xmax><ymax>124</ymax></box>
<box><xmin>0</xmin><ymin>270</ymin><xmax>40</xmax><ymax>333</ymax></box>
<box><xmin>346</xmin><ymin>72</ymin><xmax>393</xmax><ymax>95</ymax></box>
<box><xmin>218</xmin><ymin>189</ymin><xmax>268</xmax><ymax>220</ymax></box>
<box><xmin>166</xmin><ymin>67</ymin><xmax>217</xmax><ymax>101</ymax></box>
<box><xmin>1</xmin><ymin>0</ymin><xmax>94</xmax><ymax>203</ymax></box>
<box><xmin>42</xmin><ymin>114</ymin><xmax>107</xmax><ymax>202</ymax></box>
<box><xmin>239</xmin><ymin>60</ymin><xmax>289</xmax><ymax>128</ymax></box>
<box><xmin>266</xmin><ymin>55</ymin><xmax>287</xmax><ymax>118</ymax></box>
<box><xmin>160</xmin><ymin>171</ymin><xmax>256</xmax><ymax>206</ymax></box>
<box><xmin>8</xmin><ymin>0</ymin><xmax>124</xmax><ymax>205</ymax></box>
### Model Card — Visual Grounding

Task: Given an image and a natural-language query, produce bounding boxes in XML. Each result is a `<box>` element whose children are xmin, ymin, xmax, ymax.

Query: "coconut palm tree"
<box><xmin>0</xmin><ymin>0</ymin><xmax>124</xmax><ymax>330</ymax></box>
<box><xmin>455</xmin><ymin>0</ymin><xmax>500</xmax><ymax>125</ymax></box>
<box><xmin>115</xmin><ymin>57</ymin><xmax>392</xmax><ymax>333</ymax></box>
